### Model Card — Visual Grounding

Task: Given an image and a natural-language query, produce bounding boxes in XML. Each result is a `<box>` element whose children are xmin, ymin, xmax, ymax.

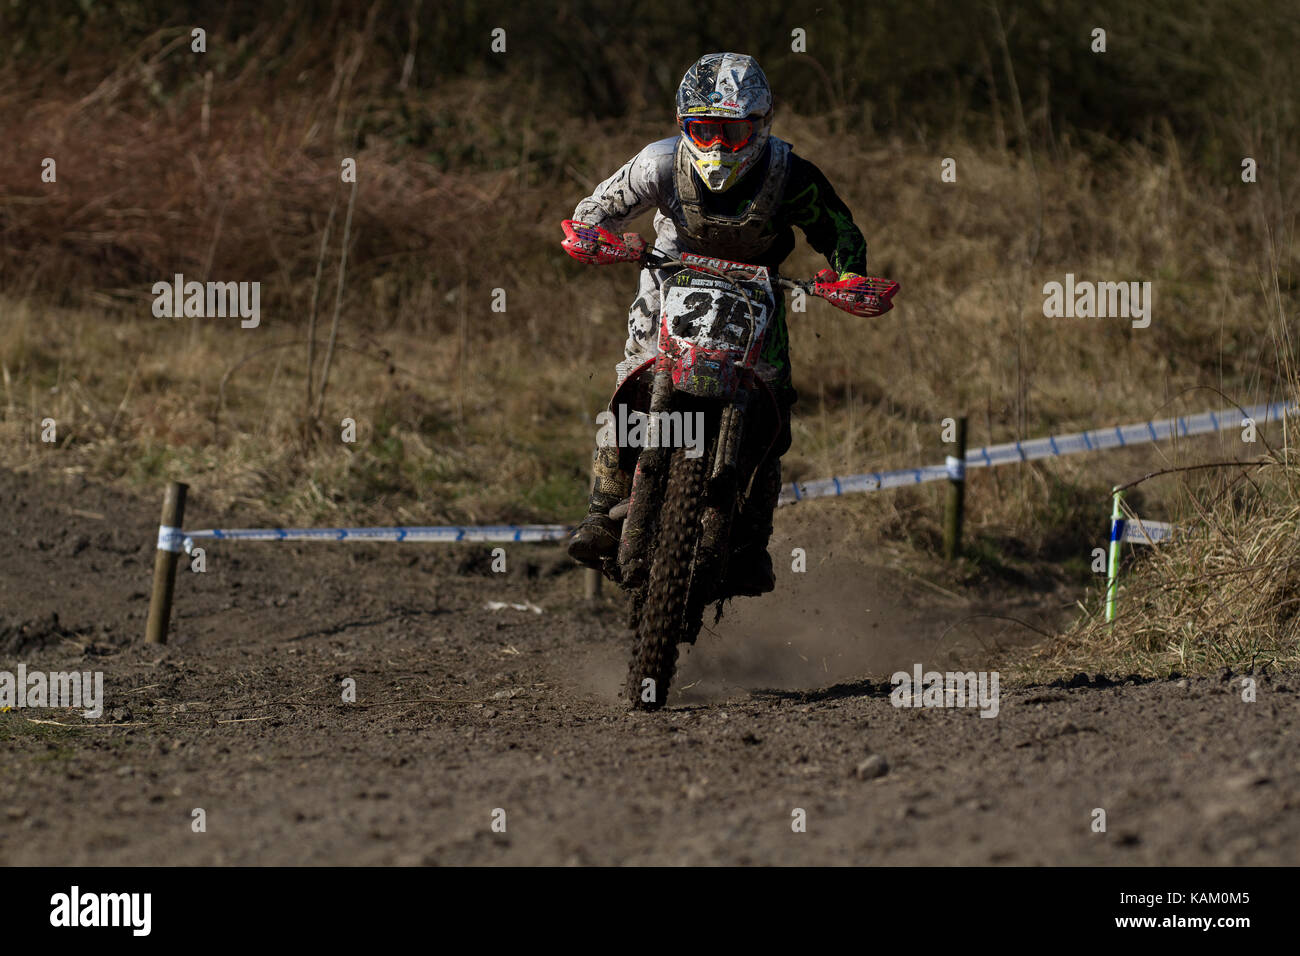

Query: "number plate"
<box><xmin>662</xmin><ymin>285</ymin><xmax>768</xmax><ymax>349</ymax></box>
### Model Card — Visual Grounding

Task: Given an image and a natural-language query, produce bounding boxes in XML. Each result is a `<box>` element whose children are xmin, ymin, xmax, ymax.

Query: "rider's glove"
<box><xmin>813</xmin><ymin>268</ymin><xmax>866</xmax><ymax>293</ymax></box>
<box><xmin>621</xmin><ymin>233</ymin><xmax>647</xmax><ymax>259</ymax></box>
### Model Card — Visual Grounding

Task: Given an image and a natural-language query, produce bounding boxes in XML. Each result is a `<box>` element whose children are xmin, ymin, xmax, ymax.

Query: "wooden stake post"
<box><xmin>145</xmin><ymin>481</ymin><xmax>188</xmax><ymax>644</ymax></box>
<box><xmin>943</xmin><ymin>416</ymin><xmax>968</xmax><ymax>561</ymax></box>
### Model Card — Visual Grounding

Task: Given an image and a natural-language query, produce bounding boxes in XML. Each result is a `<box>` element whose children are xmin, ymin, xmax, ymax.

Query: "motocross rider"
<box><xmin>566</xmin><ymin>52</ymin><xmax>870</xmax><ymax>596</ymax></box>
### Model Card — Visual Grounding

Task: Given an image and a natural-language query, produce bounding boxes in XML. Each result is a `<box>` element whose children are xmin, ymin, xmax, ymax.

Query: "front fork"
<box><xmin>616</xmin><ymin>365</ymin><xmax>748</xmax><ymax>599</ymax></box>
<box><xmin>616</xmin><ymin>365</ymin><xmax>674</xmax><ymax>586</ymax></box>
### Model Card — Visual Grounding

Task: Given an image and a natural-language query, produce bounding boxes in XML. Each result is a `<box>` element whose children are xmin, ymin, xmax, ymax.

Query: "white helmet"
<box><xmin>676</xmin><ymin>53</ymin><xmax>774</xmax><ymax>193</ymax></box>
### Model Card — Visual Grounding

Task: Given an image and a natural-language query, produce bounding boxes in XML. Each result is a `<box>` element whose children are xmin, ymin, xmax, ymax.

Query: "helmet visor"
<box><xmin>681</xmin><ymin>117</ymin><xmax>756</xmax><ymax>152</ymax></box>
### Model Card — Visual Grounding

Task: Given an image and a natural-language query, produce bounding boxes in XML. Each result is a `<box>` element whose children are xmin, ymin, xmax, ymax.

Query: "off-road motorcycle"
<box><xmin>562</xmin><ymin>219</ymin><xmax>899</xmax><ymax>710</ymax></box>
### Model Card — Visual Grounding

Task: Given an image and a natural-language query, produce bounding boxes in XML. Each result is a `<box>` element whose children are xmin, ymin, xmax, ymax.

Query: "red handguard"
<box><xmin>813</xmin><ymin>269</ymin><xmax>899</xmax><ymax>317</ymax></box>
<box><xmin>561</xmin><ymin>219</ymin><xmax>646</xmax><ymax>265</ymax></box>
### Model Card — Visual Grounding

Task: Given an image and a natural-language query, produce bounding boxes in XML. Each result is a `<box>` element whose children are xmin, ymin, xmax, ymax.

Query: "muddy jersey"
<box><xmin>573</xmin><ymin>136</ymin><xmax>867</xmax><ymax>385</ymax></box>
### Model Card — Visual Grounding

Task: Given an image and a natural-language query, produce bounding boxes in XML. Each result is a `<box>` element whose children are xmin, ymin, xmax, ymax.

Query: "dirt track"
<box><xmin>2</xmin><ymin>467</ymin><xmax>1297</xmax><ymax>865</ymax></box>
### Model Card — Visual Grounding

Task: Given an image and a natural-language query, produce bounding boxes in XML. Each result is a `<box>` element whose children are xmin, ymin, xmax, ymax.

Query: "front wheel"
<box><xmin>625</xmin><ymin>446</ymin><xmax>706</xmax><ymax>710</ymax></box>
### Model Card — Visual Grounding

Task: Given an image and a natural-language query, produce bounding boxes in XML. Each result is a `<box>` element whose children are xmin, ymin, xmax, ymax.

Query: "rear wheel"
<box><xmin>625</xmin><ymin>446</ymin><xmax>706</xmax><ymax>710</ymax></box>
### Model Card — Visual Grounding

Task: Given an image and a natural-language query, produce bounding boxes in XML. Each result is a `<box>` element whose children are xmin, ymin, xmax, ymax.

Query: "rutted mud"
<box><xmin>2</xmin><ymin>468</ymin><xmax>1296</xmax><ymax>865</ymax></box>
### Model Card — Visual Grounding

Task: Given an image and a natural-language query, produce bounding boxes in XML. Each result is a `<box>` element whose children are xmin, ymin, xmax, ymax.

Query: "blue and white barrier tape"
<box><xmin>778</xmin><ymin>400</ymin><xmax>1296</xmax><ymax>505</ymax></box>
<box><xmin>167</xmin><ymin>400</ymin><xmax>1292</xmax><ymax>550</ymax></box>
<box><xmin>157</xmin><ymin>525</ymin><xmax>186</xmax><ymax>553</ymax></box>
<box><xmin>179</xmin><ymin>524</ymin><xmax>571</xmax><ymax>553</ymax></box>
<box><xmin>1120</xmin><ymin>518</ymin><xmax>1175</xmax><ymax>545</ymax></box>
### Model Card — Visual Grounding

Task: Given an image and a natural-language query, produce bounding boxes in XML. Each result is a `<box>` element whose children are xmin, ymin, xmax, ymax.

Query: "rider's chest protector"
<box><xmin>673</xmin><ymin>139</ymin><xmax>791</xmax><ymax>263</ymax></box>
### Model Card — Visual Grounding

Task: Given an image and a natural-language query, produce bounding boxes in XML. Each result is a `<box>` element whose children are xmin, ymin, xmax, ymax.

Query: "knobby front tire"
<box><xmin>625</xmin><ymin>446</ymin><xmax>706</xmax><ymax>710</ymax></box>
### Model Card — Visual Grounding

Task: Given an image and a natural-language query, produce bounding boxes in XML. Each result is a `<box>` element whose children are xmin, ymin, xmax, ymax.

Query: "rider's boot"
<box><xmin>567</xmin><ymin>444</ymin><xmax>630</xmax><ymax>568</ymax></box>
<box><xmin>725</xmin><ymin>456</ymin><xmax>781</xmax><ymax>596</ymax></box>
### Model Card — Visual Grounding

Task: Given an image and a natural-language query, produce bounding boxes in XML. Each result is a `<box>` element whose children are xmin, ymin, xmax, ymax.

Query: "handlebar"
<box><xmin>639</xmin><ymin>250</ymin><xmax>810</xmax><ymax>292</ymax></box>
<box><xmin>560</xmin><ymin>219</ymin><xmax>897</xmax><ymax>318</ymax></box>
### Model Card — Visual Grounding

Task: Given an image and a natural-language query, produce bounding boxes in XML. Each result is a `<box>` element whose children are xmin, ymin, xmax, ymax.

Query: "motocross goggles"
<box><xmin>680</xmin><ymin>116</ymin><xmax>756</xmax><ymax>152</ymax></box>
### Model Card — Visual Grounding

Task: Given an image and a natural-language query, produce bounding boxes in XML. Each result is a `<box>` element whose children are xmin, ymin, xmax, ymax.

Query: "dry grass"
<box><xmin>1016</xmin><ymin>444</ymin><xmax>1300</xmax><ymax>679</ymax></box>
<box><xmin>2</xmin><ymin>96</ymin><xmax>1294</xmax><ymax>536</ymax></box>
<box><xmin>1014</xmin><ymin>240</ymin><xmax>1300</xmax><ymax>679</ymax></box>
